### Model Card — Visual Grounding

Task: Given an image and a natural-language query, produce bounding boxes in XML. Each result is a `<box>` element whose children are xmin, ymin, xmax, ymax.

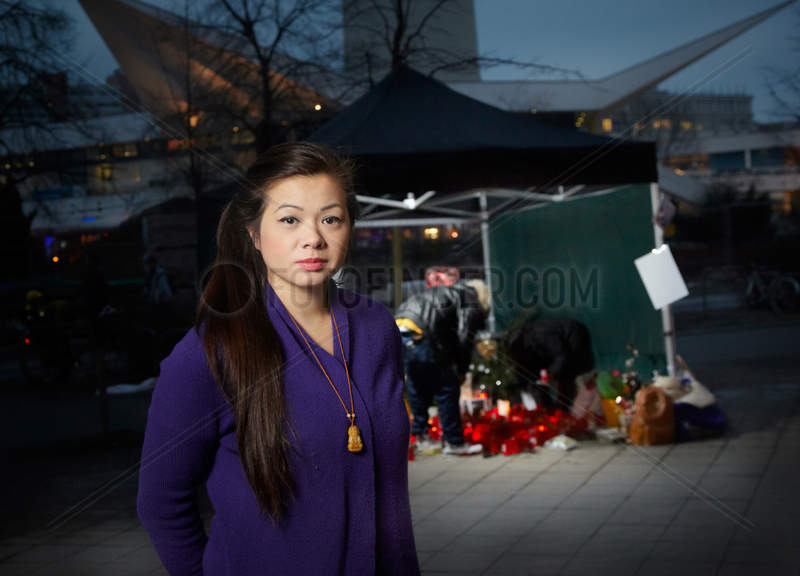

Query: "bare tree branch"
<box><xmin>341</xmin><ymin>0</ymin><xmax>581</xmax><ymax>87</ymax></box>
<box><xmin>761</xmin><ymin>6</ymin><xmax>800</xmax><ymax>123</ymax></box>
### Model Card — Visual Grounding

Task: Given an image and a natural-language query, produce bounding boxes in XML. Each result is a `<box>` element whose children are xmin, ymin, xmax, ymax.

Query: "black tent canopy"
<box><xmin>307</xmin><ymin>66</ymin><xmax>657</xmax><ymax>198</ymax></box>
<box><xmin>306</xmin><ymin>67</ymin><xmax>665</xmax><ymax>345</ymax></box>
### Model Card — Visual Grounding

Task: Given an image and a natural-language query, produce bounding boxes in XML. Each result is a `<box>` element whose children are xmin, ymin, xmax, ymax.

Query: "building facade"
<box><xmin>661</xmin><ymin>125</ymin><xmax>800</xmax><ymax>211</ymax></box>
<box><xmin>605</xmin><ymin>89</ymin><xmax>754</xmax><ymax>143</ymax></box>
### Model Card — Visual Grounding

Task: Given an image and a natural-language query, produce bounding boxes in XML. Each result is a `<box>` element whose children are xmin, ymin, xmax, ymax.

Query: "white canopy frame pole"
<box><xmin>651</xmin><ymin>182</ymin><xmax>677</xmax><ymax>377</ymax></box>
<box><xmin>478</xmin><ymin>191</ymin><xmax>496</xmax><ymax>334</ymax></box>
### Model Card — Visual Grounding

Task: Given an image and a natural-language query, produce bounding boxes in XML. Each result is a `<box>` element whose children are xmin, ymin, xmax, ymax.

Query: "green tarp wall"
<box><xmin>489</xmin><ymin>183</ymin><xmax>667</xmax><ymax>376</ymax></box>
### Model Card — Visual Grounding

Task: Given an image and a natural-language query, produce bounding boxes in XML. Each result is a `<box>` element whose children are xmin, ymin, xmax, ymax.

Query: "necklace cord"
<box><xmin>331</xmin><ymin>311</ymin><xmax>355</xmax><ymax>423</ymax></box>
<box><xmin>286</xmin><ymin>308</ymin><xmax>355</xmax><ymax>425</ymax></box>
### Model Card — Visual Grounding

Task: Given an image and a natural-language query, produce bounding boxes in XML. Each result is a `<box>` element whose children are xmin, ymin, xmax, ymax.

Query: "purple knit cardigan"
<box><xmin>137</xmin><ymin>283</ymin><xmax>420</xmax><ymax>575</ymax></box>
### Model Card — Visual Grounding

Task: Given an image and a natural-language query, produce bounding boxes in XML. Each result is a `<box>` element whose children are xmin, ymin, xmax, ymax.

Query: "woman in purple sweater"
<box><xmin>137</xmin><ymin>142</ymin><xmax>420</xmax><ymax>575</ymax></box>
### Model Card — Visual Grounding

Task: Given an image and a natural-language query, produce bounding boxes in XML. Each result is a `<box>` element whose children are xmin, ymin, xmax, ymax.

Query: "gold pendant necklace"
<box><xmin>287</xmin><ymin>307</ymin><xmax>363</xmax><ymax>453</ymax></box>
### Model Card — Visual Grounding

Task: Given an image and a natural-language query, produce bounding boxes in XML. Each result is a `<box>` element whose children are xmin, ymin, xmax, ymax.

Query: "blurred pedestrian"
<box><xmin>394</xmin><ymin>279</ymin><xmax>489</xmax><ymax>455</ymax></box>
<box><xmin>142</xmin><ymin>255</ymin><xmax>173</xmax><ymax>306</ymax></box>
<box><xmin>79</xmin><ymin>249</ymin><xmax>108</xmax><ymax>322</ymax></box>
<box><xmin>142</xmin><ymin>254</ymin><xmax>173</xmax><ymax>332</ymax></box>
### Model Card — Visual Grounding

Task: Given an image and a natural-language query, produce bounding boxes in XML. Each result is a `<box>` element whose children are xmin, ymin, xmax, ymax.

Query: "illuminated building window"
<box><xmin>681</xmin><ymin>121</ymin><xmax>693</xmax><ymax>131</ymax></box>
<box><xmin>231</xmin><ymin>129</ymin><xmax>255</xmax><ymax>145</ymax></box>
<box><xmin>89</xmin><ymin>163</ymin><xmax>113</xmax><ymax>195</ymax></box>
<box><xmin>602</xmin><ymin>118</ymin><xmax>612</xmax><ymax>132</ymax></box>
<box><xmin>112</xmin><ymin>142</ymin><xmax>138</xmax><ymax>158</ymax></box>
<box><xmin>167</xmin><ymin>136</ymin><xmax>222</xmax><ymax>151</ymax></box>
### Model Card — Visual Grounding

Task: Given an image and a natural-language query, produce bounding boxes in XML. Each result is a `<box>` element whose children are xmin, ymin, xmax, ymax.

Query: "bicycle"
<box><xmin>741</xmin><ymin>267</ymin><xmax>800</xmax><ymax>313</ymax></box>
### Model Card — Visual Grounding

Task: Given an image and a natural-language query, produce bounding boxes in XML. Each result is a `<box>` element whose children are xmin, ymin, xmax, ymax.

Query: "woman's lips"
<box><xmin>297</xmin><ymin>259</ymin><xmax>327</xmax><ymax>271</ymax></box>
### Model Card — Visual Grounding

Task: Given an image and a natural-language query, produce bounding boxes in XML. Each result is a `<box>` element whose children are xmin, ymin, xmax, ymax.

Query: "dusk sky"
<box><xmin>63</xmin><ymin>0</ymin><xmax>799</xmax><ymax>122</ymax></box>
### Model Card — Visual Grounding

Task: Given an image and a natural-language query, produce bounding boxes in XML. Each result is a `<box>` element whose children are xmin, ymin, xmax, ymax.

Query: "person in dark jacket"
<box><xmin>394</xmin><ymin>279</ymin><xmax>489</xmax><ymax>455</ymax></box>
<box><xmin>506</xmin><ymin>318</ymin><xmax>594</xmax><ymax>409</ymax></box>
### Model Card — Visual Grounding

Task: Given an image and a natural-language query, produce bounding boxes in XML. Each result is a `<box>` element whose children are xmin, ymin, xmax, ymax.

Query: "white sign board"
<box><xmin>634</xmin><ymin>245</ymin><xmax>689</xmax><ymax>310</ymax></box>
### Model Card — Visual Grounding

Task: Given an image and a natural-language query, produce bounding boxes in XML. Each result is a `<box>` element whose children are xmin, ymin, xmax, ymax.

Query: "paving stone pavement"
<box><xmin>1</xmin><ymin>309</ymin><xmax>798</xmax><ymax>576</ymax></box>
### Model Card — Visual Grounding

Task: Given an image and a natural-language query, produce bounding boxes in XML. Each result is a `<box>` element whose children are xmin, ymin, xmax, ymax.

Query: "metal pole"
<box><xmin>91</xmin><ymin>323</ymin><xmax>110</xmax><ymax>439</ymax></box>
<box><xmin>650</xmin><ymin>182</ymin><xmax>677</xmax><ymax>377</ymax></box>
<box><xmin>479</xmin><ymin>191</ymin><xmax>496</xmax><ymax>333</ymax></box>
<box><xmin>392</xmin><ymin>225</ymin><xmax>403</xmax><ymax>308</ymax></box>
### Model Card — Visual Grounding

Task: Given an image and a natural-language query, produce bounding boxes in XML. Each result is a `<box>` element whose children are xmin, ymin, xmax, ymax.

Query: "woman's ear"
<box><xmin>248</xmin><ymin>228</ymin><xmax>260</xmax><ymax>251</ymax></box>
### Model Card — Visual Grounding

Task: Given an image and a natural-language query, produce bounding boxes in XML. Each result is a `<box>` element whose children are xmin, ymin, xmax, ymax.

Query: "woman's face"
<box><xmin>252</xmin><ymin>174</ymin><xmax>350</xmax><ymax>297</ymax></box>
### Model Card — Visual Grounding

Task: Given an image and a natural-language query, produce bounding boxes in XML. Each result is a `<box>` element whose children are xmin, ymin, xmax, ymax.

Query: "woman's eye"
<box><xmin>323</xmin><ymin>216</ymin><xmax>342</xmax><ymax>224</ymax></box>
<box><xmin>279</xmin><ymin>217</ymin><xmax>298</xmax><ymax>225</ymax></box>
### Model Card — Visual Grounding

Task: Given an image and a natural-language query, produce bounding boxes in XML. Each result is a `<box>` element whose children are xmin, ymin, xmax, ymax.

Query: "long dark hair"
<box><xmin>196</xmin><ymin>142</ymin><xmax>358</xmax><ymax>522</ymax></box>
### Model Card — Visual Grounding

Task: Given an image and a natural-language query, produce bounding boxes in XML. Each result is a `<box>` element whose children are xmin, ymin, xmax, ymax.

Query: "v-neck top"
<box><xmin>268</xmin><ymin>283</ymin><xmax>350</xmax><ymax>371</ymax></box>
<box><xmin>137</xmin><ymin>282</ymin><xmax>419</xmax><ymax>576</ymax></box>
